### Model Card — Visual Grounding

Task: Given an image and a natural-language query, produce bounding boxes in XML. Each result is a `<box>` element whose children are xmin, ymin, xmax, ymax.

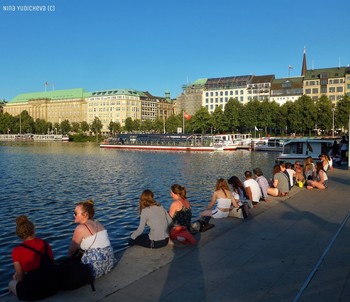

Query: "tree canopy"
<box><xmin>0</xmin><ymin>94</ymin><xmax>349</xmax><ymax>136</ymax></box>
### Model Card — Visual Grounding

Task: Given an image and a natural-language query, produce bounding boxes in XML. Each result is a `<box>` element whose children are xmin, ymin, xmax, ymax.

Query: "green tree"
<box><xmin>91</xmin><ymin>117</ymin><xmax>102</xmax><ymax>134</ymax></box>
<box><xmin>71</xmin><ymin>122</ymin><xmax>80</xmax><ymax>133</ymax></box>
<box><xmin>223</xmin><ymin>98</ymin><xmax>243</xmax><ymax>132</ymax></box>
<box><xmin>124</xmin><ymin>117</ymin><xmax>133</xmax><ymax>132</ymax></box>
<box><xmin>211</xmin><ymin>105</ymin><xmax>225</xmax><ymax>133</ymax></box>
<box><xmin>18</xmin><ymin>110</ymin><xmax>34</xmax><ymax>134</ymax></box>
<box><xmin>240</xmin><ymin>100</ymin><xmax>260</xmax><ymax>133</ymax></box>
<box><xmin>34</xmin><ymin>118</ymin><xmax>49</xmax><ymax>134</ymax></box>
<box><xmin>190</xmin><ymin>107</ymin><xmax>212</xmax><ymax>134</ymax></box>
<box><xmin>60</xmin><ymin>119</ymin><xmax>71</xmax><ymax>134</ymax></box>
<box><xmin>108</xmin><ymin>121</ymin><xmax>121</xmax><ymax>134</ymax></box>
<box><xmin>294</xmin><ymin>95</ymin><xmax>317</xmax><ymax>136</ymax></box>
<box><xmin>80</xmin><ymin>121</ymin><xmax>90</xmax><ymax>133</ymax></box>
<box><xmin>336</xmin><ymin>95</ymin><xmax>350</xmax><ymax>131</ymax></box>
<box><xmin>166</xmin><ymin>114</ymin><xmax>182</xmax><ymax>133</ymax></box>
<box><xmin>0</xmin><ymin>112</ymin><xmax>15</xmax><ymax>133</ymax></box>
<box><xmin>258</xmin><ymin>99</ymin><xmax>279</xmax><ymax>135</ymax></box>
<box><xmin>53</xmin><ymin>122</ymin><xmax>60</xmax><ymax>134</ymax></box>
<box><xmin>133</xmin><ymin>119</ymin><xmax>141</xmax><ymax>132</ymax></box>
<box><xmin>153</xmin><ymin>117</ymin><xmax>165</xmax><ymax>133</ymax></box>
<box><xmin>315</xmin><ymin>95</ymin><xmax>333</xmax><ymax>134</ymax></box>
<box><xmin>140</xmin><ymin>119</ymin><xmax>154</xmax><ymax>132</ymax></box>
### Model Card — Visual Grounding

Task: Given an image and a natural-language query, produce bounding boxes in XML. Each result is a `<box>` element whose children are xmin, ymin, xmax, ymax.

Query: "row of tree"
<box><xmin>0</xmin><ymin>111</ymin><xmax>103</xmax><ymax>135</ymax></box>
<box><xmin>0</xmin><ymin>95</ymin><xmax>349</xmax><ymax>136</ymax></box>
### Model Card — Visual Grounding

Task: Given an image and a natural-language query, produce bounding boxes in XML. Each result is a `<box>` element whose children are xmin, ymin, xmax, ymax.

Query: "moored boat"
<box><xmin>276</xmin><ymin>138</ymin><xmax>335</xmax><ymax>163</ymax></box>
<box><xmin>100</xmin><ymin>133</ymin><xmax>252</xmax><ymax>152</ymax></box>
<box><xmin>254</xmin><ymin>137</ymin><xmax>288</xmax><ymax>152</ymax></box>
<box><xmin>211</xmin><ymin>133</ymin><xmax>252</xmax><ymax>151</ymax></box>
<box><xmin>62</xmin><ymin>135</ymin><xmax>70</xmax><ymax>142</ymax></box>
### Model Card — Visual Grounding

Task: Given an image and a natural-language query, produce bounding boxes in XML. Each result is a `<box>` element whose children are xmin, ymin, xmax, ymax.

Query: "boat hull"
<box><xmin>99</xmin><ymin>144</ymin><xmax>250</xmax><ymax>152</ymax></box>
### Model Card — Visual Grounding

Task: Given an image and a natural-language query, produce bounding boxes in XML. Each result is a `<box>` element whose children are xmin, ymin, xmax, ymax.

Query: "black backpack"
<box><xmin>18</xmin><ymin>241</ymin><xmax>59</xmax><ymax>301</ymax></box>
<box><xmin>55</xmin><ymin>256</ymin><xmax>95</xmax><ymax>291</ymax></box>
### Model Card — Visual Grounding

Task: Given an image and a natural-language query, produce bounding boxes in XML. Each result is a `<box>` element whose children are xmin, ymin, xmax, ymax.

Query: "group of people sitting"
<box><xmin>9</xmin><ymin>200</ymin><xmax>114</xmax><ymax>301</ymax></box>
<box><xmin>9</xmin><ymin>157</ymin><xmax>330</xmax><ymax>300</ymax></box>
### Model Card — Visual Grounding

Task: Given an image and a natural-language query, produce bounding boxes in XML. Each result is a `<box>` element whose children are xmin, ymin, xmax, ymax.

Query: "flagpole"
<box><xmin>182</xmin><ymin>110</ymin><xmax>185</xmax><ymax>134</ymax></box>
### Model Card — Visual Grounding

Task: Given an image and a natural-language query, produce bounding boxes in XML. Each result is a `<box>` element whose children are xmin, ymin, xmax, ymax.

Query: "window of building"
<box><xmin>312</xmin><ymin>88</ymin><xmax>318</xmax><ymax>94</ymax></box>
<box><xmin>305</xmin><ymin>89</ymin><xmax>311</xmax><ymax>94</ymax></box>
<box><xmin>337</xmin><ymin>87</ymin><xmax>343</xmax><ymax>93</ymax></box>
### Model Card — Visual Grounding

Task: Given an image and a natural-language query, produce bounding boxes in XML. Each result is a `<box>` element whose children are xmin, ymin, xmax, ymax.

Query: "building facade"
<box><xmin>86</xmin><ymin>89</ymin><xmax>143</xmax><ymax>132</ymax></box>
<box><xmin>175</xmin><ymin>78</ymin><xmax>207</xmax><ymax>115</ymax></box>
<box><xmin>303</xmin><ymin>67</ymin><xmax>347</xmax><ymax>103</ymax></box>
<box><xmin>270</xmin><ymin>77</ymin><xmax>304</xmax><ymax>105</ymax></box>
<box><xmin>4</xmin><ymin>88</ymin><xmax>87</xmax><ymax>124</ymax></box>
<box><xmin>4</xmin><ymin>88</ymin><xmax>174</xmax><ymax>133</ymax></box>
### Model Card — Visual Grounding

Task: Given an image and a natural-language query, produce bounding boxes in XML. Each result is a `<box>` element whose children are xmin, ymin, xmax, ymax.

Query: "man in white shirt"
<box><xmin>244</xmin><ymin>171</ymin><xmax>262</xmax><ymax>206</ymax></box>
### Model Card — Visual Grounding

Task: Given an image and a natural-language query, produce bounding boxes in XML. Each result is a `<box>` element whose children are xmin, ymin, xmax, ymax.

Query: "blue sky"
<box><xmin>1</xmin><ymin>0</ymin><xmax>349</xmax><ymax>101</ymax></box>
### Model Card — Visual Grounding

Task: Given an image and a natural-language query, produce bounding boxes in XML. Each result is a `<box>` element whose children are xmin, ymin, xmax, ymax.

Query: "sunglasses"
<box><xmin>74</xmin><ymin>212</ymin><xmax>85</xmax><ymax>217</ymax></box>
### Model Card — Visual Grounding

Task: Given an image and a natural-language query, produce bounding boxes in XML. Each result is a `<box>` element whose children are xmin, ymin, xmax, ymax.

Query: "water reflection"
<box><xmin>0</xmin><ymin>142</ymin><xmax>278</xmax><ymax>295</ymax></box>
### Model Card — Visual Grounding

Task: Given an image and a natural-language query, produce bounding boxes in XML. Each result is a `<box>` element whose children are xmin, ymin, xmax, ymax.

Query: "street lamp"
<box><xmin>332</xmin><ymin>108</ymin><xmax>335</xmax><ymax>137</ymax></box>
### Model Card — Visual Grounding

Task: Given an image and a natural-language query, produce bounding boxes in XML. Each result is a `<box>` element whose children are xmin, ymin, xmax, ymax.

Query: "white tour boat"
<box><xmin>254</xmin><ymin>137</ymin><xmax>288</xmax><ymax>152</ymax></box>
<box><xmin>276</xmin><ymin>138</ymin><xmax>335</xmax><ymax>163</ymax></box>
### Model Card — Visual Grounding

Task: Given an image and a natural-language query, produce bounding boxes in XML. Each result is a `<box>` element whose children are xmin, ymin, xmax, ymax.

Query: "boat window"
<box><xmin>321</xmin><ymin>142</ymin><xmax>332</xmax><ymax>154</ymax></box>
<box><xmin>307</xmin><ymin>142</ymin><xmax>313</xmax><ymax>153</ymax></box>
<box><xmin>296</xmin><ymin>142</ymin><xmax>303</xmax><ymax>154</ymax></box>
<box><xmin>284</xmin><ymin>142</ymin><xmax>303</xmax><ymax>154</ymax></box>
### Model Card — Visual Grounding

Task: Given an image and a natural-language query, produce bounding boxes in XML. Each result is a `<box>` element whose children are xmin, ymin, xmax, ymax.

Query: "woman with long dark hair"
<box><xmin>129</xmin><ymin>190</ymin><xmax>172</xmax><ymax>248</ymax></box>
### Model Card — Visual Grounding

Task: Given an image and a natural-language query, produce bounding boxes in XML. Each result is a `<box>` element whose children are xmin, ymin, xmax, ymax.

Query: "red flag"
<box><xmin>184</xmin><ymin>112</ymin><xmax>191</xmax><ymax>120</ymax></box>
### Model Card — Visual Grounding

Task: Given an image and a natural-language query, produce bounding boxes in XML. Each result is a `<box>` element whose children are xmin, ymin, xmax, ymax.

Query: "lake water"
<box><xmin>0</xmin><ymin>141</ymin><xmax>279</xmax><ymax>295</ymax></box>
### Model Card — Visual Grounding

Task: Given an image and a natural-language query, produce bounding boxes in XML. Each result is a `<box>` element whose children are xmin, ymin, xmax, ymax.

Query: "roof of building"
<box><xmin>271</xmin><ymin>76</ymin><xmax>304</xmax><ymax>90</ymax></box>
<box><xmin>250</xmin><ymin>74</ymin><xmax>275</xmax><ymax>84</ymax></box>
<box><xmin>90</xmin><ymin>88</ymin><xmax>147</xmax><ymax>98</ymax></box>
<box><xmin>8</xmin><ymin>88</ymin><xmax>152</xmax><ymax>104</ymax></box>
<box><xmin>304</xmin><ymin>67</ymin><xmax>347</xmax><ymax>80</ymax></box>
<box><xmin>205</xmin><ymin>75</ymin><xmax>253</xmax><ymax>89</ymax></box>
<box><xmin>191</xmin><ymin>78</ymin><xmax>208</xmax><ymax>86</ymax></box>
<box><xmin>9</xmin><ymin>88</ymin><xmax>87</xmax><ymax>104</ymax></box>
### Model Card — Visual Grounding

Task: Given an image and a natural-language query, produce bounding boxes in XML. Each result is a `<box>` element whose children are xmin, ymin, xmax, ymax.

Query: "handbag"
<box><xmin>55</xmin><ymin>257</ymin><xmax>95</xmax><ymax>291</ymax></box>
<box><xmin>229</xmin><ymin>207</ymin><xmax>244</xmax><ymax>219</ymax></box>
<box><xmin>71</xmin><ymin>248</ymin><xmax>85</xmax><ymax>260</ymax></box>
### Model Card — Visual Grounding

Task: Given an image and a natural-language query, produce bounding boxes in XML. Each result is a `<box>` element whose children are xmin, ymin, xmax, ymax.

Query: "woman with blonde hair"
<box><xmin>129</xmin><ymin>189</ymin><xmax>172</xmax><ymax>248</ymax></box>
<box><xmin>200</xmin><ymin>178</ymin><xmax>239</xmax><ymax>218</ymax></box>
<box><xmin>304</xmin><ymin>156</ymin><xmax>315</xmax><ymax>180</ymax></box>
<box><xmin>69</xmin><ymin>199</ymin><xmax>114</xmax><ymax>279</ymax></box>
